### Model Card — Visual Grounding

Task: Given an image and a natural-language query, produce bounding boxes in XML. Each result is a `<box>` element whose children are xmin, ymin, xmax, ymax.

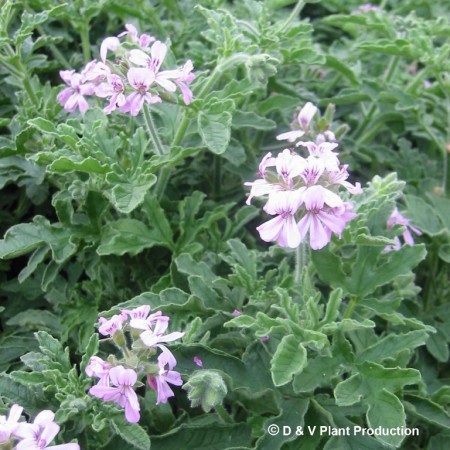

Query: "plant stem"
<box><xmin>215</xmin><ymin>405</ymin><xmax>233</xmax><ymax>423</ymax></box>
<box><xmin>294</xmin><ymin>242</ymin><xmax>305</xmax><ymax>284</ymax></box>
<box><xmin>437</xmin><ymin>74</ymin><xmax>450</xmax><ymax>194</ymax></box>
<box><xmin>80</xmin><ymin>23</ymin><xmax>91</xmax><ymax>62</ymax></box>
<box><xmin>343</xmin><ymin>296</ymin><xmax>358</xmax><ymax>319</ymax></box>
<box><xmin>279</xmin><ymin>0</ymin><xmax>305</xmax><ymax>32</ymax></box>
<box><xmin>143</xmin><ymin>103</ymin><xmax>165</xmax><ymax>156</ymax></box>
<box><xmin>22</xmin><ymin>75</ymin><xmax>39</xmax><ymax>107</ymax></box>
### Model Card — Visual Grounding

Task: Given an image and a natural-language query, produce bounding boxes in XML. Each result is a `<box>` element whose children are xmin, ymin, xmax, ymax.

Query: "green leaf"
<box><xmin>404</xmin><ymin>195</ymin><xmax>444</xmax><ymax>236</ymax></box>
<box><xmin>334</xmin><ymin>374</ymin><xmax>363</xmax><ymax>406</ymax></box>
<box><xmin>271</xmin><ymin>335</ymin><xmax>307</xmax><ymax>386</ymax></box>
<box><xmin>357</xmin><ymin>330</ymin><xmax>429</xmax><ymax>363</ymax></box>
<box><xmin>48</xmin><ymin>156</ymin><xmax>109</xmax><ymax>174</ymax></box>
<box><xmin>405</xmin><ymin>395</ymin><xmax>450</xmax><ymax>429</ymax></box>
<box><xmin>97</xmin><ymin>219</ymin><xmax>167</xmax><ymax>256</ymax></box>
<box><xmin>35</xmin><ymin>331</ymin><xmax>71</xmax><ymax>372</ymax></box>
<box><xmin>106</xmin><ymin>171</ymin><xmax>157</xmax><ymax>214</ymax></box>
<box><xmin>366</xmin><ymin>389</ymin><xmax>406</xmax><ymax>448</ymax></box>
<box><xmin>324</xmin><ymin>55</ymin><xmax>360</xmax><ymax>86</ymax></box>
<box><xmin>0</xmin><ymin>216</ymin><xmax>76</xmax><ymax>263</ymax></box>
<box><xmin>256</xmin><ymin>398</ymin><xmax>309</xmax><ymax>450</ymax></box>
<box><xmin>111</xmin><ymin>414</ymin><xmax>151</xmax><ymax>450</ymax></box>
<box><xmin>198</xmin><ymin>111</ymin><xmax>232</xmax><ymax>155</ymax></box>
<box><xmin>151</xmin><ymin>422</ymin><xmax>252</xmax><ymax>450</ymax></box>
<box><xmin>27</xmin><ymin>117</ymin><xmax>58</xmax><ymax>135</ymax></box>
<box><xmin>232</xmin><ymin>111</ymin><xmax>276</xmax><ymax>130</ymax></box>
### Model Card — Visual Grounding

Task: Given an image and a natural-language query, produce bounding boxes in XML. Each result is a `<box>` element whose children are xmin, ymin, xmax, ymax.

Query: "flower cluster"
<box><xmin>0</xmin><ymin>405</ymin><xmax>79</xmax><ymax>450</ymax></box>
<box><xmin>86</xmin><ymin>305</ymin><xmax>184</xmax><ymax>423</ymax></box>
<box><xmin>246</xmin><ymin>102</ymin><xmax>361</xmax><ymax>250</ymax></box>
<box><xmin>384</xmin><ymin>207</ymin><xmax>422</xmax><ymax>251</ymax></box>
<box><xmin>57</xmin><ymin>24</ymin><xmax>194</xmax><ymax>116</ymax></box>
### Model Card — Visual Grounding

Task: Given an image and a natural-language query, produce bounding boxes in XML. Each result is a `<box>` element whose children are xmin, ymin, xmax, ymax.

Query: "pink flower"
<box><xmin>124</xmin><ymin>305</ymin><xmax>151</xmax><ymax>320</ymax></box>
<box><xmin>0</xmin><ymin>404</ymin><xmax>23</xmax><ymax>443</ymax></box>
<box><xmin>138</xmin><ymin>316</ymin><xmax>184</xmax><ymax>348</ymax></box>
<box><xmin>244</xmin><ymin>179</ymin><xmax>283</xmax><ymax>205</ymax></box>
<box><xmin>327</xmin><ymin>165</ymin><xmax>362</xmax><ymax>194</ymax></box>
<box><xmin>147</xmin><ymin>352</ymin><xmax>183</xmax><ymax>405</ymax></box>
<box><xmin>257</xmin><ymin>190</ymin><xmax>304</xmax><ymax>248</ymax></box>
<box><xmin>385</xmin><ymin>207</ymin><xmax>422</xmax><ymax>251</ymax></box>
<box><xmin>120</xmin><ymin>67</ymin><xmax>161</xmax><ymax>116</ymax></box>
<box><xmin>193</xmin><ymin>356</ymin><xmax>203</xmax><ymax>368</ymax></box>
<box><xmin>297</xmin><ymin>186</ymin><xmax>355</xmax><ymax>250</ymax></box>
<box><xmin>257</xmin><ymin>152</ymin><xmax>276</xmax><ymax>177</ymax></box>
<box><xmin>95</xmin><ymin>74</ymin><xmax>126</xmax><ymax>114</ymax></box>
<box><xmin>173</xmin><ymin>60</ymin><xmax>195</xmax><ymax>105</ymax></box>
<box><xmin>85</xmin><ymin>356</ymin><xmax>111</xmax><ymax>386</ymax></box>
<box><xmin>299</xmin><ymin>156</ymin><xmax>326</xmax><ymax>186</ymax></box>
<box><xmin>98</xmin><ymin>312</ymin><xmax>127</xmax><ymax>337</ymax></box>
<box><xmin>352</xmin><ymin>3</ymin><xmax>381</xmax><ymax>14</ymax></box>
<box><xmin>57</xmin><ymin>70</ymin><xmax>95</xmax><ymax>113</ymax></box>
<box><xmin>232</xmin><ymin>309</ymin><xmax>241</xmax><ymax>316</ymax></box>
<box><xmin>13</xmin><ymin>410</ymin><xmax>79</xmax><ymax>450</ymax></box>
<box><xmin>119</xmin><ymin>24</ymin><xmax>154</xmax><ymax>48</ymax></box>
<box><xmin>297</xmin><ymin>102</ymin><xmax>318</xmax><ymax>129</ymax></box>
<box><xmin>297</xmin><ymin>141</ymin><xmax>340</xmax><ymax>171</ymax></box>
<box><xmin>89</xmin><ymin>366</ymin><xmax>140</xmax><ymax>423</ymax></box>
<box><xmin>100</xmin><ymin>37</ymin><xmax>120</xmax><ymax>63</ymax></box>
<box><xmin>275</xmin><ymin>149</ymin><xmax>306</xmax><ymax>185</ymax></box>
<box><xmin>81</xmin><ymin>61</ymin><xmax>110</xmax><ymax>84</ymax></box>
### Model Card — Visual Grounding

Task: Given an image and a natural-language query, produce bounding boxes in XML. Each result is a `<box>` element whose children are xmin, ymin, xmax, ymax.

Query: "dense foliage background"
<box><xmin>0</xmin><ymin>0</ymin><xmax>449</xmax><ymax>449</ymax></box>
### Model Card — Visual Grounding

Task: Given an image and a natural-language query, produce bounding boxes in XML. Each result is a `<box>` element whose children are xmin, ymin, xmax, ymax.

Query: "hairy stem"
<box><xmin>279</xmin><ymin>0</ymin><xmax>305</xmax><ymax>32</ymax></box>
<box><xmin>143</xmin><ymin>103</ymin><xmax>165</xmax><ymax>156</ymax></box>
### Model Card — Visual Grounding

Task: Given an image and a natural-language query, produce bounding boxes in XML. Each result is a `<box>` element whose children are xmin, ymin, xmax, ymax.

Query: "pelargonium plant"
<box><xmin>86</xmin><ymin>306</ymin><xmax>183</xmax><ymax>423</ymax></box>
<box><xmin>0</xmin><ymin>405</ymin><xmax>79</xmax><ymax>450</ymax></box>
<box><xmin>57</xmin><ymin>24</ymin><xmax>194</xmax><ymax>116</ymax></box>
<box><xmin>246</xmin><ymin>102</ymin><xmax>361</xmax><ymax>250</ymax></box>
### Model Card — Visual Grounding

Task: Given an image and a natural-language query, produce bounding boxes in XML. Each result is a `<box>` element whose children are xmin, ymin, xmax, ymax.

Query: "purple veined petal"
<box><xmin>158</xmin><ymin>331</ymin><xmax>184</xmax><ymax>343</ymax></box>
<box><xmin>276</xmin><ymin>130</ymin><xmax>305</xmax><ymax>142</ymax></box>
<box><xmin>244</xmin><ymin>179</ymin><xmax>281</xmax><ymax>205</ymax></box>
<box><xmin>150</xmin><ymin>41</ymin><xmax>167</xmax><ymax>72</ymax></box>
<box><xmin>77</xmin><ymin>95</ymin><xmax>90</xmax><ymax>113</ymax></box>
<box><xmin>39</xmin><ymin>422</ymin><xmax>60</xmax><ymax>448</ymax></box>
<box><xmin>263</xmin><ymin>190</ymin><xmax>287</xmax><ymax>215</ymax></box>
<box><xmin>125</xmin><ymin>92</ymin><xmax>145</xmax><ymax>116</ymax></box>
<box><xmin>63</xmin><ymin>93</ymin><xmax>80</xmax><ymax>113</ymax></box>
<box><xmin>100</xmin><ymin>37</ymin><xmax>120</xmax><ymax>62</ymax></box>
<box><xmin>124</xmin><ymin>400</ymin><xmax>140</xmax><ymax>423</ymax></box>
<box><xmin>258</xmin><ymin>152</ymin><xmax>276</xmax><ymax>176</ymax></box>
<box><xmin>165</xmin><ymin>370</ymin><xmax>183</xmax><ymax>386</ymax></box>
<box><xmin>59</xmin><ymin>70</ymin><xmax>75</xmax><ymax>85</ymax></box>
<box><xmin>129</xmin><ymin>318</ymin><xmax>149</xmax><ymax>331</ymax></box>
<box><xmin>144</xmin><ymin>92</ymin><xmax>162</xmax><ymax>105</ymax></box>
<box><xmin>297</xmin><ymin>213</ymin><xmax>312</xmax><ymax>240</ymax></box>
<box><xmin>318</xmin><ymin>210</ymin><xmax>347</xmax><ymax>236</ymax></box>
<box><xmin>155</xmin><ymin>376</ymin><xmax>175</xmax><ymax>404</ymax></box>
<box><xmin>257</xmin><ymin>215</ymin><xmax>285</xmax><ymax>243</ymax></box>
<box><xmin>309</xmin><ymin>214</ymin><xmax>330</xmax><ymax>250</ymax></box>
<box><xmin>14</xmin><ymin>438</ymin><xmax>39</xmax><ymax>450</ymax></box>
<box><xmin>177</xmin><ymin>81</ymin><xmax>194</xmax><ymax>105</ymax></box>
<box><xmin>34</xmin><ymin>411</ymin><xmax>55</xmax><ymax>427</ymax></box>
<box><xmin>156</xmin><ymin>75</ymin><xmax>178</xmax><ymax>92</ymax></box>
<box><xmin>322</xmin><ymin>188</ymin><xmax>343</xmax><ymax>208</ymax></box>
<box><xmin>157</xmin><ymin>344</ymin><xmax>177</xmax><ymax>370</ymax></box>
<box><xmin>107</xmin><ymin>366</ymin><xmax>125</xmax><ymax>386</ymax></box>
<box><xmin>118</xmin><ymin>368</ymin><xmax>138</xmax><ymax>387</ymax></box>
<box><xmin>94</xmin><ymin>82</ymin><xmax>114</xmax><ymax>98</ymax></box>
<box><xmin>56</xmin><ymin>88</ymin><xmax>73</xmax><ymax>107</ymax></box>
<box><xmin>124</xmin><ymin>386</ymin><xmax>140</xmax><ymax>412</ymax></box>
<box><xmin>127</xmin><ymin>67</ymin><xmax>155</xmax><ymax>90</ymax></box>
<box><xmin>119</xmin><ymin>23</ymin><xmax>138</xmax><ymax>39</ymax></box>
<box><xmin>303</xmin><ymin>185</ymin><xmax>325</xmax><ymax>211</ymax></box>
<box><xmin>125</xmin><ymin>305</ymin><xmax>151</xmax><ymax>320</ymax></box>
<box><xmin>153</xmin><ymin>317</ymin><xmax>169</xmax><ymax>335</ymax></box>
<box><xmin>276</xmin><ymin>215</ymin><xmax>301</xmax><ymax>248</ymax></box>
<box><xmin>13</xmin><ymin>423</ymin><xmax>39</xmax><ymax>440</ymax></box>
<box><xmin>89</xmin><ymin>384</ymin><xmax>116</xmax><ymax>399</ymax></box>
<box><xmin>298</xmin><ymin>102</ymin><xmax>318</xmax><ymax>129</ymax></box>
<box><xmin>139</xmin><ymin>33</ymin><xmax>154</xmax><ymax>48</ymax></box>
<box><xmin>128</xmin><ymin>49</ymin><xmax>150</xmax><ymax>67</ymax></box>
<box><xmin>8</xmin><ymin>404</ymin><xmax>23</xmax><ymax>423</ymax></box>
<box><xmin>403</xmin><ymin>228</ymin><xmax>415</xmax><ymax>246</ymax></box>
<box><xmin>45</xmin><ymin>444</ymin><xmax>80</xmax><ymax>450</ymax></box>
